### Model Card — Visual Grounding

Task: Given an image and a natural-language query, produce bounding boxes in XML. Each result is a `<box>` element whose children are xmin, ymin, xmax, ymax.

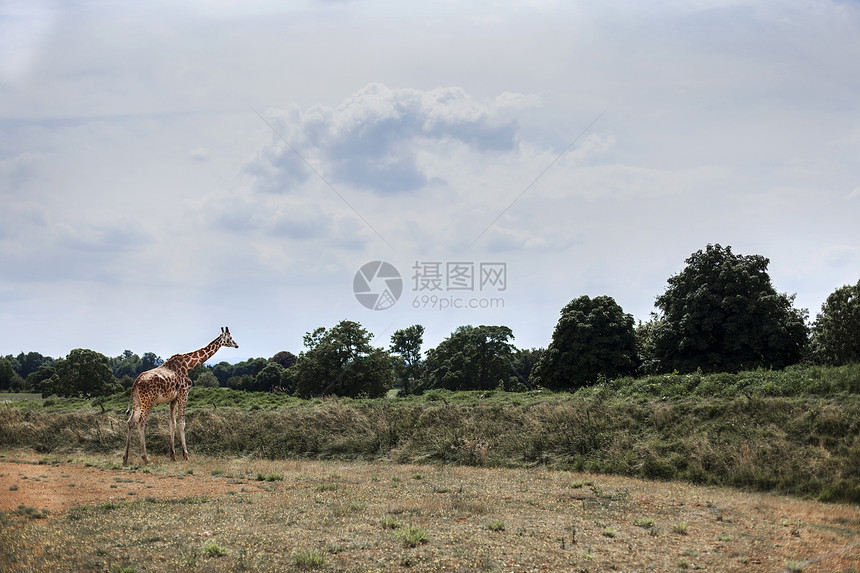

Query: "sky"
<box><xmin>1</xmin><ymin>0</ymin><xmax>859</xmax><ymax>363</ymax></box>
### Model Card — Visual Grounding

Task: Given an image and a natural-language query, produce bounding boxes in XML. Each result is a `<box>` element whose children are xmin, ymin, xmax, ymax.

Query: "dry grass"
<box><xmin>1</xmin><ymin>450</ymin><xmax>858</xmax><ymax>572</ymax></box>
<box><xmin>3</xmin><ymin>390</ymin><xmax>859</xmax><ymax>504</ymax></box>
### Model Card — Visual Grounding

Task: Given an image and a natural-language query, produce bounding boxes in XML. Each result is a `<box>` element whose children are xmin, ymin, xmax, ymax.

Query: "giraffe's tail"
<box><xmin>126</xmin><ymin>383</ymin><xmax>135</xmax><ymax>417</ymax></box>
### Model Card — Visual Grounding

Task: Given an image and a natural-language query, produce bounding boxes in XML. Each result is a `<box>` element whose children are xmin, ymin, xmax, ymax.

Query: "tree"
<box><xmin>420</xmin><ymin>325</ymin><xmax>516</xmax><ymax>392</ymax></box>
<box><xmin>232</xmin><ymin>357</ymin><xmax>268</xmax><ymax>378</ymax></box>
<box><xmin>15</xmin><ymin>352</ymin><xmax>52</xmax><ymax>379</ymax></box>
<box><xmin>270</xmin><ymin>351</ymin><xmax>298</xmax><ymax>369</ymax></box>
<box><xmin>0</xmin><ymin>358</ymin><xmax>17</xmax><ymax>391</ymax></box>
<box><xmin>390</xmin><ymin>324</ymin><xmax>424</xmax><ymax>395</ymax></box>
<box><xmin>530</xmin><ymin>295</ymin><xmax>637</xmax><ymax>390</ymax></box>
<box><xmin>509</xmin><ymin>348</ymin><xmax>543</xmax><ymax>389</ymax></box>
<box><xmin>635</xmin><ymin>314</ymin><xmax>664</xmax><ymax>375</ymax></box>
<box><xmin>226</xmin><ymin>374</ymin><xmax>253</xmax><ymax>391</ymax></box>
<box><xmin>195</xmin><ymin>370</ymin><xmax>220</xmax><ymax>388</ymax></box>
<box><xmin>31</xmin><ymin>367</ymin><xmax>57</xmax><ymax>397</ymax></box>
<box><xmin>45</xmin><ymin>349</ymin><xmax>117</xmax><ymax>398</ymax></box>
<box><xmin>139</xmin><ymin>352</ymin><xmax>163</xmax><ymax>374</ymax></box>
<box><xmin>292</xmin><ymin>320</ymin><xmax>394</xmax><ymax>398</ymax></box>
<box><xmin>810</xmin><ymin>279</ymin><xmax>860</xmax><ymax>365</ymax></box>
<box><xmin>111</xmin><ymin>350</ymin><xmax>141</xmax><ymax>379</ymax></box>
<box><xmin>212</xmin><ymin>361</ymin><xmax>233</xmax><ymax>386</ymax></box>
<box><xmin>652</xmin><ymin>244</ymin><xmax>808</xmax><ymax>373</ymax></box>
<box><xmin>250</xmin><ymin>362</ymin><xmax>285</xmax><ymax>392</ymax></box>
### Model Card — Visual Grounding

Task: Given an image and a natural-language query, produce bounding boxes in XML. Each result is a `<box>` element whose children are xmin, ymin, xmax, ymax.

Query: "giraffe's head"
<box><xmin>219</xmin><ymin>326</ymin><xmax>239</xmax><ymax>348</ymax></box>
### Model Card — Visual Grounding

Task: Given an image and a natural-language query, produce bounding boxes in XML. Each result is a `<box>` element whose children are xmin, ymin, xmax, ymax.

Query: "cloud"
<box><xmin>249</xmin><ymin>84</ymin><xmax>539</xmax><ymax>195</ymax></box>
<box><xmin>188</xmin><ymin>147</ymin><xmax>210</xmax><ymax>161</ymax></box>
<box><xmin>0</xmin><ymin>220</ymin><xmax>148</xmax><ymax>285</ymax></box>
<box><xmin>0</xmin><ymin>0</ymin><xmax>57</xmax><ymax>83</ymax></box>
<box><xmin>0</xmin><ymin>152</ymin><xmax>43</xmax><ymax>190</ymax></box>
<box><xmin>205</xmin><ymin>186</ymin><xmax>338</xmax><ymax>242</ymax></box>
<box><xmin>823</xmin><ymin>245</ymin><xmax>859</xmax><ymax>269</ymax></box>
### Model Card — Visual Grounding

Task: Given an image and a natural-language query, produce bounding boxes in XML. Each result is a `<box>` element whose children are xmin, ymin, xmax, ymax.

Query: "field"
<box><xmin>1</xmin><ymin>364</ymin><xmax>859</xmax><ymax>570</ymax></box>
<box><xmin>2</xmin><ymin>451</ymin><xmax>859</xmax><ymax>572</ymax></box>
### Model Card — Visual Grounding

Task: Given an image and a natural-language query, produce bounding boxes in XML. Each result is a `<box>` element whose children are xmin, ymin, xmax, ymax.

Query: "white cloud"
<box><xmin>188</xmin><ymin>147</ymin><xmax>210</xmax><ymax>161</ymax></box>
<box><xmin>248</xmin><ymin>84</ymin><xmax>539</xmax><ymax>196</ymax></box>
<box><xmin>824</xmin><ymin>245</ymin><xmax>860</xmax><ymax>269</ymax></box>
<box><xmin>0</xmin><ymin>152</ymin><xmax>44</xmax><ymax>190</ymax></box>
<box><xmin>0</xmin><ymin>0</ymin><xmax>57</xmax><ymax>83</ymax></box>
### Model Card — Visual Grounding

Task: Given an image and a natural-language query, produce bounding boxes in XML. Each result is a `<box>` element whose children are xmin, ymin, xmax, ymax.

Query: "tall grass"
<box><xmin>1</xmin><ymin>364</ymin><xmax>858</xmax><ymax>502</ymax></box>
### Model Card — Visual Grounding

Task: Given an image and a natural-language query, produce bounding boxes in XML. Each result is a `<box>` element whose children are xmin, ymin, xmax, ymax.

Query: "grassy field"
<box><xmin>3</xmin><ymin>369</ymin><xmax>860</xmax><ymax>503</ymax></box>
<box><xmin>1</xmin><ymin>365</ymin><xmax>859</xmax><ymax>570</ymax></box>
<box><xmin>1</xmin><ymin>451</ymin><xmax>859</xmax><ymax>572</ymax></box>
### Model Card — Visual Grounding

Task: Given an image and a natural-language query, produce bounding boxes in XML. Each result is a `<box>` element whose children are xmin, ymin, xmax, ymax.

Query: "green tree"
<box><xmin>212</xmin><ymin>361</ymin><xmax>233</xmax><ymax>386</ymax></box>
<box><xmin>0</xmin><ymin>358</ymin><xmax>17</xmax><ymax>391</ymax></box>
<box><xmin>652</xmin><ymin>244</ymin><xmax>808</xmax><ymax>373</ymax></box>
<box><xmin>46</xmin><ymin>349</ymin><xmax>117</xmax><ymax>398</ymax></box>
<box><xmin>810</xmin><ymin>279</ymin><xmax>860</xmax><ymax>365</ymax></box>
<box><xmin>15</xmin><ymin>352</ymin><xmax>53</xmax><ymax>379</ymax></box>
<box><xmin>509</xmin><ymin>348</ymin><xmax>543</xmax><ymax>389</ymax></box>
<box><xmin>292</xmin><ymin>320</ymin><xmax>394</xmax><ymax>398</ymax></box>
<box><xmin>420</xmin><ymin>325</ymin><xmax>515</xmax><ymax>392</ymax></box>
<box><xmin>232</xmin><ymin>357</ymin><xmax>268</xmax><ymax>379</ymax></box>
<box><xmin>27</xmin><ymin>364</ymin><xmax>56</xmax><ymax>391</ymax></box>
<box><xmin>116</xmin><ymin>374</ymin><xmax>136</xmax><ymax>390</ymax></box>
<box><xmin>1</xmin><ymin>355</ymin><xmax>26</xmax><ymax>392</ymax></box>
<box><xmin>635</xmin><ymin>314</ymin><xmax>664</xmax><ymax>375</ymax></box>
<box><xmin>139</xmin><ymin>352</ymin><xmax>163</xmax><ymax>374</ymax></box>
<box><xmin>530</xmin><ymin>295</ymin><xmax>637</xmax><ymax>390</ymax></box>
<box><xmin>252</xmin><ymin>362</ymin><xmax>286</xmax><ymax>392</ymax></box>
<box><xmin>111</xmin><ymin>350</ymin><xmax>141</xmax><ymax>379</ymax></box>
<box><xmin>390</xmin><ymin>324</ymin><xmax>424</xmax><ymax>395</ymax></box>
<box><xmin>195</xmin><ymin>370</ymin><xmax>220</xmax><ymax>388</ymax></box>
<box><xmin>227</xmin><ymin>374</ymin><xmax>253</xmax><ymax>391</ymax></box>
<box><xmin>270</xmin><ymin>351</ymin><xmax>298</xmax><ymax>369</ymax></box>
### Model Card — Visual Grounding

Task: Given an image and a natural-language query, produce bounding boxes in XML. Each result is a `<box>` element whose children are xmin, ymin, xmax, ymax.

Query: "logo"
<box><xmin>353</xmin><ymin>261</ymin><xmax>403</xmax><ymax>310</ymax></box>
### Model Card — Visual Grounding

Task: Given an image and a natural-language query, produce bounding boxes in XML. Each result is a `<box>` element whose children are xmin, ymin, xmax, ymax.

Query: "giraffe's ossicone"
<box><xmin>123</xmin><ymin>327</ymin><xmax>238</xmax><ymax>465</ymax></box>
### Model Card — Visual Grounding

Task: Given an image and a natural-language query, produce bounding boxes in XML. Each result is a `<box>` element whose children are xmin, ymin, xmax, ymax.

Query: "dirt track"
<box><xmin>0</xmin><ymin>454</ymin><xmax>241</xmax><ymax>514</ymax></box>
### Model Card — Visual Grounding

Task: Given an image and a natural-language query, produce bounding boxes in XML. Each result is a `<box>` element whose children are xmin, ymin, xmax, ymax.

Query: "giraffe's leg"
<box><xmin>168</xmin><ymin>401</ymin><xmax>178</xmax><ymax>462</ymax></box>
<box><xmin>123</xmin><ymin>409</ymin><xmax>137</xmax><ymax>466</ymax></box>
<box><xmin>138</xmin><ymin>412</ymin><xmax>149</xmax><ymax>465</ymax></box>
<box><xmin>177</xmin><ymin>396</ymin><xmax>189</xmax><ymax>460</ymax></box>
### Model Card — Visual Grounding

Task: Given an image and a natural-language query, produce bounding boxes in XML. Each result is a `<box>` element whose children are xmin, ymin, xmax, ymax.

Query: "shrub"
<box><xmin>202</xmin><ymin>541</ymin><xmax>229</xmax><ymax>557</ymax></box>
<box><xmin>395</xmin><ymin>525</ymin><xmax>429</xmax><ymax>547</ymax></box>
<box><xmin>293</xmin><ymin>549</ymin><xmax>326</xmax><ymax>569</ymax></box>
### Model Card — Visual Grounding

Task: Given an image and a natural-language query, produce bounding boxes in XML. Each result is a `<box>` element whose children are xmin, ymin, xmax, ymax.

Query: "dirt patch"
<box><xmin>0</xmin><ymin>454</ymin><xmax>242</xmax><ymax>515</ymax></box>
<box><xmin>1</xmin><ymin>451</ymin><xmax>859</xmax><ymax>572</ymax></box>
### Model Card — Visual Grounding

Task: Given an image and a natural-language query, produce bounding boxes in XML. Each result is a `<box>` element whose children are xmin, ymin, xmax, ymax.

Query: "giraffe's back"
<box><xmin>133</xmin><ymin>367</ymin><xmax>185</xmax><ymax>405</ymax></box>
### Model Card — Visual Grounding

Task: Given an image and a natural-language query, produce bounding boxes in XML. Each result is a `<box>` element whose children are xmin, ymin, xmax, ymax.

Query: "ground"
<box><xmin>1</xmin><ymin>450</ymin><xmax>858</xmax><ymax>572</ymax></box>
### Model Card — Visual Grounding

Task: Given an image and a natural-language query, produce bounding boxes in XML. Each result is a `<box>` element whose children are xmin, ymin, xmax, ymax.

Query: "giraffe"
<box><xmin>123</xmin><ymin>327</ymin><xmax>238</xmax><ymax>465</ymax></box>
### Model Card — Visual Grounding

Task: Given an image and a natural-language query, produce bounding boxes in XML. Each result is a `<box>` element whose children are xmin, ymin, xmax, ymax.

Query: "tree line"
<box><xmin>2</xmin><ymin>244</ymin><xmax>858</xmax><ymax>399</ymax></box>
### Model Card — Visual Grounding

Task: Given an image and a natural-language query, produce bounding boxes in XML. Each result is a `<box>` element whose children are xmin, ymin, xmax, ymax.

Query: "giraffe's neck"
<box><xmin>166</xmin><ymin>336</ymin><xmax>223</xmax><ymax>373</ymax></box>
<box><xmin>183</xmin><ymin>336</ymin><xmax>223</xmax><ymax>371</ymax></box>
